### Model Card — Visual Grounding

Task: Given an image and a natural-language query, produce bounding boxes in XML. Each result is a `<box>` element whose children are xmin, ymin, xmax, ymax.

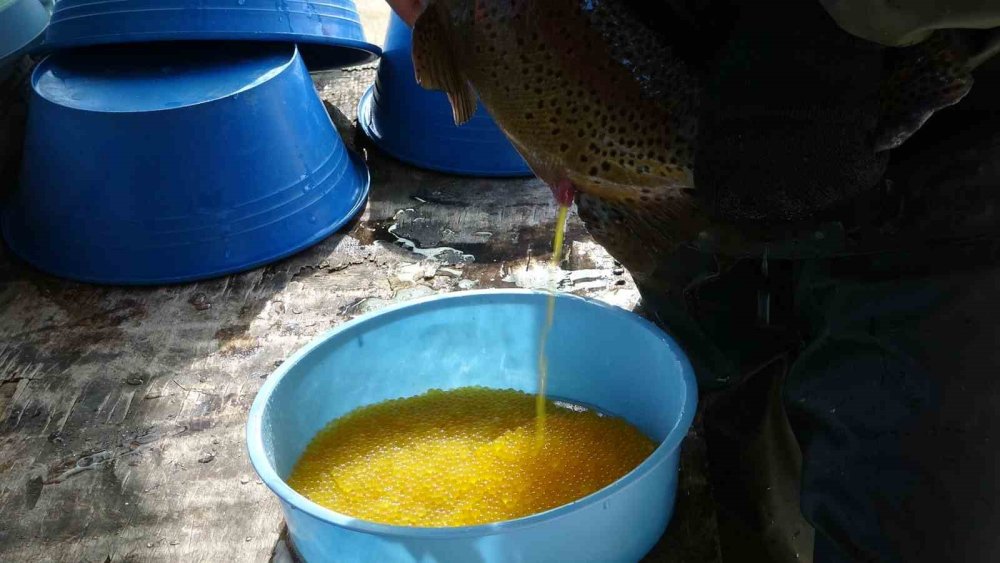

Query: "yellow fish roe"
<box><xmin>287</xmin><ymin>386</ymin><xmax>656</xmax><ymax>527</ymax></box>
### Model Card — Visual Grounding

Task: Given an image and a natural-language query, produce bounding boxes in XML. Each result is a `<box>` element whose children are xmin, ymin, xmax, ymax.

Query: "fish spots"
<box><xmin>440</xmin><ymin>0</ymin><xmax>702</xmax><ymax>278</ymax></box>
<box><xmin>876</xmin><ymin>30</ymin><xmax>976</xmax><ymax>151</ymax></box>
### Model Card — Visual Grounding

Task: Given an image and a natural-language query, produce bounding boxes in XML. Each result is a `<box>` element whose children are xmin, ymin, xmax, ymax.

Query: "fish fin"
<box><xmin>412</xmin><ymin>8</ymin><xmax>476</xmax><ymax>126</ymax></box>
<box><xmin>445</xmin><ymin>83</ymin><xmax>477</xmax><ymax>127</ymax></box>
<box><xmin>875</xmin><ymin>30</ymin><xmax>976</xmax><ymax>152</ymax></box>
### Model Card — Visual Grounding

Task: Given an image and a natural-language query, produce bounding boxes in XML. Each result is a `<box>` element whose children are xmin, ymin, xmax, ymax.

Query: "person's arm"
<box><xmin>385</xmin><ymin>0</ymin><xmax>426</xmax><ymax>26</ymax></box>
<box><xmin>821</xmin><ymin>0</ymin><xmax>1000</xmax><ymax>46</ymax></box>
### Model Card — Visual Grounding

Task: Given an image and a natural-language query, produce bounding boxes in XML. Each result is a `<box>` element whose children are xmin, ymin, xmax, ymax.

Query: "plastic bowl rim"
<box><xmin>38</xmin><ymin>32</ymin><xmax>382</xmax><ymax>70</ymax></box>
<box><xmin>0</xmin><ymin>0</ymin><xmax>48</xmax><ymax>63</ymax></box>
<box><xmin>1</xmin><ymin>152</ymin><xmax>370</xmax><ymax>286</ymax></box>
<box><xmin>245</xmin><ymin>288</ymin><xmax>699</xmax><ymax>539</ymax></box>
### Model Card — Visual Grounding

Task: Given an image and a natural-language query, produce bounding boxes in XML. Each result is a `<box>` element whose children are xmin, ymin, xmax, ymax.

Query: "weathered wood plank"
<box><xmin>0</xmin><ymin>104</ymin><xmax>642</xmax><ymax>563</ymax></box>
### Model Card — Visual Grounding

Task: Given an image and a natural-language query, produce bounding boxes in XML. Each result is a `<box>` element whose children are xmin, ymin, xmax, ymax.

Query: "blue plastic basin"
<box><xmin>0</xmin><ymin>0</ymin><xmax>49</xmax><ymax>68</ymax></box>
<box><xmin>358</xmin><ymin>13</ymin><xmax>533</xmax><ymax>177</ymax></box>
<box><xmin>247</xmin><ymin>290</ymin><xmax>697</xmax><ymax>563</ymax></box>
<box><xmin>2</xmin><ymin>42</ymin><xmax>369</xmax><ymax>285</ymax></box>
<box><xmin>42</xmin><ymin>0</ymin><xmax>380</xmax><ymax>71</ymax></box>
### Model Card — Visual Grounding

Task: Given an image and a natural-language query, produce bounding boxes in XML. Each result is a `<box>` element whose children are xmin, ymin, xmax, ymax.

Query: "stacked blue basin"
<box><xmin>1</xmin><ymin>0</ymin><xmax>380</xmax><ymax>284</ymax></box>
<box><xmin>0</xmin><ymin>0</ymin><xmax>49</xmax><ymax>74</ymax></box>
<box><xmin>358</xmin><ymin>13</ymin><xmax>533</xmax><ymax>177</ymax></box>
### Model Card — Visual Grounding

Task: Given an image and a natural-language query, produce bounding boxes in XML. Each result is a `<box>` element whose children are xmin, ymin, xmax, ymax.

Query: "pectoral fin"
<box><xmin>412</xmin><ymin>8</ymin><xmax>477</xmax><ymax>126</ymax></box>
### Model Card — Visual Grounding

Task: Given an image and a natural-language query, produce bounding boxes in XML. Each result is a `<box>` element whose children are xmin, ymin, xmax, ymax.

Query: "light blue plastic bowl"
<box><xmin>0</xmin><ymin>0</ymin><xmax>49</xmax><ymax>68</ymax></box>
<box><xmin>247</xmin><ymin>290</ymin><xmax>697</xmax><ymax>563</ymax></box>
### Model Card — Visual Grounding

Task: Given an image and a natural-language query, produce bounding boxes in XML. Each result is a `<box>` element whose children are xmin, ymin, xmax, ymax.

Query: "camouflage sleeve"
<box><xmin>820</xmin><ymin>0</ymin><xmax>1000</xmax><ymax>46</ymax></box>
<box><xmin>0</xmin><ymin>57</ymin><xmax>34</xmax><ymax>198</ymax></box>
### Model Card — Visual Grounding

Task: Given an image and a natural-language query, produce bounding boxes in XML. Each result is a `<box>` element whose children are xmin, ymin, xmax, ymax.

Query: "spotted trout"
<box><xmin>395</xmin><ymin>0</ymin><xmax>999</xmax><ymax>281</ymax></box>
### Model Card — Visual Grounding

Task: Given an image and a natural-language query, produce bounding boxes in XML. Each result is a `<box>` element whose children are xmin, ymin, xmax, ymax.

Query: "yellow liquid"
<box><xmin>536</xmin><ymin>204</ymin><xmax>570</xmax><ymax>441</ymax></box>
<box><xmin>287</xmin><ymin>387</ymin><xmax>656</xmax><ymax>527</ymax></box>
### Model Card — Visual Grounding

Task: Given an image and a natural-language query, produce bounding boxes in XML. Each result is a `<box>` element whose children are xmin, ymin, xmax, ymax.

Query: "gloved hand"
<box><xmin>385</xmin><ymin>0</ymin><xmax>426</xmax><ymax>26</ymax></box>
<box><xmin>0</xmin><ymin>56</ymin><xmax>33</xmax><ymax>201</ymax></box>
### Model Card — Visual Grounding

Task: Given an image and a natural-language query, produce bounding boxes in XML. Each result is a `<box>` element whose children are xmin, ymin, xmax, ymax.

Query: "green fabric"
<box><xmin>694</xmin><ymin>246</ymin><xmax>1000</xmax><ymax>562</ymax></box>
<box><xmin>820</xmin><ymin>0</ymin><xmax>1000</xmax><ymax>45</ymax></box>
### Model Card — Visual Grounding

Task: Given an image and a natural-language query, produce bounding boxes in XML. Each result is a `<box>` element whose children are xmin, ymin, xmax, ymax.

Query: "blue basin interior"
<box><xmin>248</xmin><ymin>290</ymin><xmax>697</xmax><ymax>562</ymax></box>
<box><xmin>261</xmin><ymin>291</ymin><xmax>691</xmax><ymax>477</ymax></box>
